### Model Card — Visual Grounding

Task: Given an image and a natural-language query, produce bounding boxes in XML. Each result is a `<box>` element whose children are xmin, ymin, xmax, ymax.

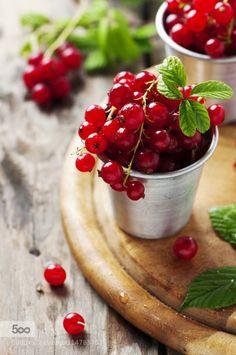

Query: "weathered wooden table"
<box><xmin>0</xmin><ymin>0</ymin><xmax>179</xmax><ymax>353</ymax></box>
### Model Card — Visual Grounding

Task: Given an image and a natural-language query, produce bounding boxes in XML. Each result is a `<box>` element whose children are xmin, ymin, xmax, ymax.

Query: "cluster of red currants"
<box><xmin>75</xmin><ymin>70</ymin><xmax>224</xmax><ymax>201</ymax></box>
<box><xmin>22</xmin><ymin>43</ymin><xmax>82</xmax><ymax>105</ymax></box>
<box><xmin>164</xmin><ymin>0</ymin><xmax>236</xmax><ymax>57</ymax></box>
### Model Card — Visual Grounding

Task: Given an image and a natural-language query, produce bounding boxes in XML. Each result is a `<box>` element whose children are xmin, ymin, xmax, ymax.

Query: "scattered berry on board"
<box><xmin>164</xmin><ymin>0</ymin><xmax>236</xmax><ymax>58</ymax></box>
<box><xmin>63</xmin><ymin>313</ymin><xmax>85</xmax><ymax>335</ymax></box>
<box><xmin>44</xmin><ymin>263</ymin><xmax>66</xmax><ymax>286</ymax></box>
<box><xmin>173</xmin><ymin>236</ymin><xmax>198</xmax><ymax>260</ymax></box>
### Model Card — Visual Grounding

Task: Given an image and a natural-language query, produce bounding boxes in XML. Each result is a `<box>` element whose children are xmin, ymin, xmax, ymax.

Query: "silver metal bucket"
<box><xmin>156</xmin><ymin>3</ymin><xmax>236</xmax><ymax>124</ymax></box>
<box><xmin>108</xmin><ymin>128</ymin><xmax>218</xmax><ymax>239</ymax></box>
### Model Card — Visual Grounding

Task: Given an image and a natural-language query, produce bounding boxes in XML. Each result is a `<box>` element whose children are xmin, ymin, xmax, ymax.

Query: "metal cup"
<box><xmin>156</xmin><ymin>3</ymin><xmax>236</xmax><ymax>123</ymax></box>
<box><xmin>107</xmin><ymin>128</ymin><xmax>218</xmax><ymax>239</ymax></box>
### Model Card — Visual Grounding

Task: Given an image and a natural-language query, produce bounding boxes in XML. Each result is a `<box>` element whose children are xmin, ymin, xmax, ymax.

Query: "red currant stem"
<box><xmin>107</xmin><ymin>106</ymin><xmax>117</xmax><ymax>120</ymax></box>
<box><xmin>226</xmin><ymin>19</ymin><xmax>235</xmax><ymax>44</ymax></box>
<box><xmin>77</xmin><ymin>321</ymin><xmax>85</xmax><ymax>326</ymax></box>
<box><xmin>29</xmin><ymin>33</ymin><xmax>40</xmax><ymax>54</ymax></box>
<box><xmin>142</xmin><ymin>80</ymin><xmax>158</xmax><ymax>108</ymax></box>
<box><xmin>71</xmin><ymin>147</ymin><xmax>86</xmax><ymax>156</ymax></box>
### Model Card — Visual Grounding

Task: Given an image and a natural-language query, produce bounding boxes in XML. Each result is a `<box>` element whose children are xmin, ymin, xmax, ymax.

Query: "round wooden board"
<box><xmin>61</xmin><ymin>124</ymin><xmax>236</xmax><ymax>355</ymax></box>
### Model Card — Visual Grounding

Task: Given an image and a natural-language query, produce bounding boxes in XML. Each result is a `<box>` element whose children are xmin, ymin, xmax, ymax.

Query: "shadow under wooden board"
<box><xmin>61</xmin><ymin>123</ymin><xmax>236</xmax><ymax>354</ymax></box>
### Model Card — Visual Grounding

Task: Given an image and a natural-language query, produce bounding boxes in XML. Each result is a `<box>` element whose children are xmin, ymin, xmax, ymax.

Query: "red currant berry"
<box><xmin>108</xmin><ymin>83</ymin><xmax>132</xmax><ymax>110</ymax></box>
<box><xmin>173</xmin><ymin>236</ymin><xmax>198</xmax><ymax>260</ymax></box>
<box><xmin>212</xmin><ymin>2</ymin><xmax>233</xmax><ymax>25</ymax></box>
<box><xmin>85</xmin><ymin>105</ymin><xmax>106</xmax><ymax>127</ymax></box>
<box><xmin>193</xmin><ymin>0</ymin><xmax>216</xmax><ymax>13</ymax></box>
<box><xmin>133</xmin><ymin>71</ymin><xmax>156</xmax><ymax>93</ymax></box>
<box><xmin>22</xmin><ymin>65</ymin><xmax>41</xmax><ymax>89</ymax></box>
<box><xmin>167</xmin><ymin>0</ymin><xmax>181</xmax><ymax>13</ymax></box>
<box><xmin>56</xmin><ymin>42</ymin><xmax>76</xmax><ymax>57</ymax></box>
<box><xmin>60</xmin><ymin>47</ymin><xmax>82</xmax><ymax>70</ymax></box>
<box><xmin>85</xmin><ymin>133</ymin><xmax>108</xmax><ymax>154</ymax></box>
<box><xmin>101</xmin><ymin>160</ymin><xmax>123</xmax><ymax>184</ymax></box>
<box><xmin>110</xmin><ymin>181</ymin><xmax>126</xmax><ymax>192</ymax></box>
<box><xmin>158</xmin><ymin>156</ymin><xmax>176</xmax><ymax>172</ymax></box>
<box><xmin>170</xmin><ymin>23</ymin><xmax>193</xmax><ymax>47</ymax></box>
<box><xmin>186</xmin><ymin>10</ymin><xmax>207</xmax><ymax>33</ymax></box>
<box><xmin>63</xmin><ymin>313</ymin><xmax>85</xmax><ymax>335</ymax></box>
<box><xmin>115</xmin><ymin>127</ymin><xmax>138</xmax><ymax>151</ymax></box>
<box><xmin>32</xmin><ymin>83</ymin><xmax>51</xmax><ymax>105</ymax></box>
<box><xmin>205</xmin><ymin>38</ymin><xmax>225</xmax><ymax>58</ymax></box>
<box><xmin>166</xmin><ymin>133</ymin><xmax>179</xmax><ymax>153</ymax></box>
<box><xmin>135</xmin><ymin>150</ymin><xmax>160</xmax><ymax>174</ymax></box>
<box><xmin>208</xmin><ymin>104</ymin><xmax>225</xmax><ymax>125</ymax></box>
<box><xmin>113</xmin><ymin>71</ymin><xmax>135</xmax><ymax>84</ymax></box>
<box><xmin>102</xmin><ymin>119</ymin><xmax>120</xmax><ymax>142</ymax></box>
<box><xmin>194</xmin><ymin>31</ymin><xmax>211</xmax><ymax>52</ymax></box>
<box><xmin>39</xmin><ymin>58</ymin><xmax>67</xmax><ymax>81</ymax></box>
<box><xmin>178</xmin><ymin>131</ymin><xmax>202</xmax><ymax>149</ymax></box>
<box><xmin>169</xmin><ymin>113</ymin><xmax>181</xmax><ymax>131</ymax></box>
<box><xmin>146</xmin><ymin>102</ymin><xmax>169</xmax><ymax>129</ymax></box>
<box><xmin>132</xmin><ymin>91</ymin><xmax>143</xmax><ymax>104</ymax></box>
<box><xmin>165</xmin><ymin>14</ymin><xmax>180</xmax><ymax>31</ymax></box>
<box><xmin>75</xmin><ymin>153</ymin><xmax>95</xmax><ymax>172</ymax></box>
<box><xmin>44</xmin><ymin>263</ymin><xmax>66</xmax><ymax>286</ymax></box>
<box><xmin>118</xmin><ymin>103</ymin><xmax>145</xmax><ymax>130</ymax></box>
<box><xmin>126</xmin><ymin>180</ymin><xmax>145</xmax><ymax>201</ymax></box>
<box><xmin>151</xmin><ymin>130</ymin><xmax>171</xmax><ymax>152</ymax></box>
<box><xmin>50</xmin><ymin>76</ymin><xmax>70</xmax><ymax>98</ymax></box>
<box><xmin>78</xmin><ymin>121</ymin><xmax>97</xmax><ymax>140</ymax></box>
<box><xmin>28</xmin><ymin>52</ymin><xmax>43</xmax><ymax>66</ymax></box>
<box><xmin>117</xmin><ymin>78</ymin><xmax>134</xmax><ymax>90</ymax></box>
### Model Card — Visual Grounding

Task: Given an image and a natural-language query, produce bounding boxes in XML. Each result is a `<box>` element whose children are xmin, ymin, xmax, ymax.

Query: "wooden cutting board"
<box><xmin>60</xmin><ymin>124</ymin><xmax>236</xmax><ymax>355</ymax></box>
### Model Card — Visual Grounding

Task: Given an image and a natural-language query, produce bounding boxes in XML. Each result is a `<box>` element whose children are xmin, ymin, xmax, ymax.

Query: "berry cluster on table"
<box><xmin>164</xmin><ymin>0</ymin><xmax>236</xmax><ymax>57</ymax></box>
<box><xmin>75</xmin><ymin>70</ymin><xmax>224</xmax><ymax>201</ymax></box>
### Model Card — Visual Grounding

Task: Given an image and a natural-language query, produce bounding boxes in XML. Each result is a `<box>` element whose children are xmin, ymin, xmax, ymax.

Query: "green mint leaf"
<box><xmin>188</xmin><ymin>100</ymin><xmax>210</xmax><ymax>134</ymax></box>
<box><xmin>84</xmin><ymin>50</ymin><xmax>107</xmax><ymax>72</ymax></box>
<box><xmin>180</xmin><ymin>267</ymin><xmax>236</xmax><ymax>310</ymax></box>
<box><xmin>156</xmin><ymin>56</ymin><xmax>186</xmax><ymax>87</ymax></box>
<box><xmin>158</xmin><ymin>78</ymin><xmax>182</xmax><ymax>100</ymax></box>
<box><xmin>20</xmin><ymin>13</ymin><xmax>50</xmax><ymax>30</ymax></box>
<box><xmin>190</xmin><ymin>80</ymin><xmax>234</xmax><ymax>100</ymax></box>
<box><xmin>132</xmin><ymin>23</ymin><xmax>156</xmax><ymax>40</ymax></box>
<box><xmin>179</xmin><ymin>100</ymin><xmax>197</xmax><ymax>136</ymax></box>
<box><xmin>209</xmin><ymin>205</ymin><xmax>236</xmax><ymax>244</ymax></box>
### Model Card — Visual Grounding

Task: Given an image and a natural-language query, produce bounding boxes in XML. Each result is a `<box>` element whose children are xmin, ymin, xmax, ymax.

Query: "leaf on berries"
<box><xmin>132</xmin><ymin>23</ymin><xmax>156</xmax><ymax>40</ymax></box>
<box><xmin>209</xmin><ymin>204</ymin><xmax>236</xmax><ymax>244</ymax></box>
<box><xmin>188</xmin><ymin>100</ymin><xmax>210</xmax><ymax>134</ymax></box>
<box><xmin>180</xmin><ymin>267</ymin><xmax>236</xmax><ymax>311</ymax></box>
<box><xmin>20</xmin><ymin>13</ymin><xmax>50</xmax><ymax>30</ymax></box>
<box><xmin>158</xmin><ymin>78</ymin><xmax>182</xmax><ymax>100</ymax></box>
<box><xmin>179</xmin><ymin>100</ymin><xmax>197</xmax><ymax>136</ymax></box>
<box><xmin>20</xmin><ymin>41</ymin><xmax>32</xmax><ymax>58</ymax></box>
<box><xmin>156</xmin><ymin>56</ymin><xmax>187</xmax><ymax>87</ymax></box>
<box><xmin>190</xmin><ymin>80</ymin><xmax>234</xmax><ymax>100</ymax></box>
<box><xmin>84</xmin><ymin>50</ymin><xmax>108</xmax><ymax>72</ymax></box>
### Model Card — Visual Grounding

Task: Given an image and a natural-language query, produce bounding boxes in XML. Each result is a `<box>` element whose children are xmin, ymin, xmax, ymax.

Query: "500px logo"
<box><xmin>0</xmin><ymin>321</ymin><xmax>36</xmax><ymax>338</ymax></box>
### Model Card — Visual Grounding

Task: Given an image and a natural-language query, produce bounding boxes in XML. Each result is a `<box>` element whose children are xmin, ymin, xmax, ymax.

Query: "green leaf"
<box><xmin>179</xmin><ymin>100</ymin><xmax>197</xmax><ymax>136</ymax></box>
<box><xmin>188</xmin><ymin>99</ymin><xmax>210</xmax><ymax>134</ymax></box>
<box><xmin>132</xmin><ymin>23</ymin><xmax>156</xmax><ymax>40</ymax></box>
<box><xmin>134</xmin><ymin>39</ymin><xmax>153</xmax><ymax>54</ymax></box>
<box><xmin>20</xmin><ymin>13</ymin><xmax>50</xmax><ymax>30</ymax></box>
<box><xmin>77</xmin><ymin>0</ymin><xmax>108</xmax><ymax>27</ymax></box>
<box><xmin>190</xmin><ymin>80</ymin><xmax>234</xmax><ymax>100</ymax></box>
<box><xmin>209</xmin><ymin>205</ymin><xmax>236</xmax><ymax>244</ymax></box>
<box><xmin>67</xmin><ymin>31</ymin><xmax>98</xmax><ymax>51</ymax></box>
<box><xmin>84</xmin><ymin>50</ymin><xmax>108</xmax><ymax>72</ymax></box>
<box><xmin>98</xmin><ymin>18</ymin><xmax>110</xmax><ymax>52</ymax></box>
<box><xmin>156</xmin><ymin>56</ymin><xmax>186</xmax><ymax>87</ymax></box>
<box><xmin>158</xmin><ymin>78</ymin><xmax>182</xmax><ymax>100</ymax></box>
<box><xmin>180</xmin><ymin>267</ymin><xmax>236</xmax><ymax>310</ymax></box>
<box><xmin>20</xmin><ymin>42</ymin><xmax>32</xmax><ymax>58</ymax></box>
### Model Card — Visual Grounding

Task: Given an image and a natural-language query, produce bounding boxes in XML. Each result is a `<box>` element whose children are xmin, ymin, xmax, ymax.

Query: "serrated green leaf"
<box><xmin>20</xmin><ymin>13</ymin><xmax>50</xmax><ymax>30</ymax></box>
<box><xmin>156</xmin><ymin>56</ymin><xmax>186</xmax><ymax>87</ymax></box>
<box><xmin>188</xmin><ymin>100</ymin><xmax>210</xmax><ymax>134</ymax></box>
<box><xmin>180</xmin><ymin>267</ymin><xmax>236</xmax><ymax>310</ymax></box>
<box><xmin>179</xmin><ymin>100</ymin><xmax>197</xmax><ymax>136</ymax></box>
<box><xmin>158</xmin><ymin>78</ymin><xmax>182</xmax><ymax>100</ymax></box>
<box><xmin>190</xmin><ymin>80</ymin><xmax>234</xmax><ymax>100</ymax></box>
<box><xmin>132</xmin><ymin>23</ymin><xmax>156</xmax><ymax>40</ymax></box>
<box><xmin>84</xmin><ymin>50</ymin><xmax>107</xmax><ymax>71</ymax></box>
<box><xmin>209</xmin><ymin>205</ymin><xmax>236</xmax><ymax>244</ymax></box>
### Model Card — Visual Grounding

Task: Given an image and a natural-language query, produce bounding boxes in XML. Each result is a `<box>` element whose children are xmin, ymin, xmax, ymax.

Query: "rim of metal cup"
<box><xmin>156</xmin><ymin>2</ymin><xmax>236</xmax><ymax>64</ymax></box>
<box><xmin>100</xmin><ymin>127</ymin><xmax>219</xmax><ymax>180</ymax></box>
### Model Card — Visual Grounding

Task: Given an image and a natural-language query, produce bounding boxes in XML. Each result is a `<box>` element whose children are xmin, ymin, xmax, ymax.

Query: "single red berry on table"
<box><xmin>186</xmin><ymin>10</ymin><xmax>207</xmax><ymax>33</ymax></box>
<box><xmin>23</xmin><ymin>65</ymin><xmax>41</xmax><ymax>89</ymax></box>
<box><xmin>170</xmin><ymin>23</ymin><xmax>193</xmax><ymax>47</ymax></box>
<box><xmin>135</xmin><ymin>150</ymin><xmax>160</xmax><ymax>174</ymax></box>
<box><xmin>151</xmin><ymin>130</ymin><xmax>171</xmax><ymax>152</ymax></box>
<box><xmin>173</xmin><ymin>236</ymin><xmax>198</xmax><ymax>260</ymax></box>
<box><xmin>102</xmin><ymin>119</ymin><xmax>120</xmax><ymax>142</ymax></box>
<box><xmin>75</xmin><ymin>153</ymin><xmax>95</xmax><ymax>172</ymax></box>
<box><xmin>101</xmin><ymin>160</ymin><xmax>123</xmax><ymax>184</ymax></box>
<box><xmin>60</xmin><ymin>47</ymin><xmax>82</xmax><ymax>70</ymax></box>
<box><xmin>63</xmin><ymin>312</ymin><xmax>85</xmax><ymax>335</ymax></box>
<box><xmin>113</xmin><ymin>71</ymin><xmax>135</xmax><ymax>84</ymax></box>
<box><xmin>146</xmin><ymin>102</ymin><xmax>169</xmax><ymax>129</ymax></box>
<box><xmin>79</xmin><ymin>121</ymin><xmax>97</xmax><ymax>140</ymax></box>
<box><xmin>133</xmin><ymin>71</ymin><xmax>157</xmax><ymax>93</ymax></box>
<box><xmin>85</xmin><ymin>104</ymin><xmax>106</xmax><ymax>127</ymax></box>
<box><xmin>85</xmin><ymin>133</ymin><xmax>108</xmax><ymax>154</ymax></box>
<box><xmin>118</xmin><ymin>103</ymin><xmax>145</xmax><ymax>130</ymax></box>
<box><xmin>28</xmin><ymin>52</ymin><xmax>43</xmax><ymax>66</ymax></box>
<box><xmin>212</xmin><ymin>2</ymin><xmax>234</xmax><ymax>25</ymax></box>
<box><xmin>108</xmin><ymin>83</ymin><xmax>132</xmax><ymax>110</ymax></box>
<box><xmin>50</xmin><ymin>76</ymin><xmax>70</xmax><ymax>98</ymax></box>
<box><xmin>208</xmin><ymin>104</ymin><xmax>225</xmax><ymax>125</ymax></box>
<box><xmin>32</xmin><ymin>83</ymin><xmax>51</xmax><ymax>105</ymax></box>
<box><xmin>126</xmin><ymin>180</ymin><xmax>145</xmax><ymax>201</ymax></box>
<box><xmin>205</xmin><ymin>38</ymin><xmax>225</xmax><ymax>58</ymax></box>
<box><xmin>44</xmin><ymin>263</ymin><xmax>66</xmax><ymax>286</ymax></box>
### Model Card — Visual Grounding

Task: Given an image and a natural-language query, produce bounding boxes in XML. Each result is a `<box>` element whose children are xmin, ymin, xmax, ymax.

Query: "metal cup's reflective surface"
<box><xmin>156</xmin><ymin>3</ymin><xmax>236</xmax><ymax>123</ymax></box>
<box><xmin>108</xmin><ymin>129</ymin><xmax>218</xmax><ymax>239</ymax></box>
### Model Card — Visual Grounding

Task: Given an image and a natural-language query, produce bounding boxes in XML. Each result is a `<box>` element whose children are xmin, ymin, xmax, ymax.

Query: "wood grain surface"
<box><xmin>61</xmin><ymin>125</ymin><xmax>236</xmax><ymax>354</ymax></box>
<box><xmin>0</xmin><ymin>0</ymin><xmax>178</xmax><ymax>354</ymax></box>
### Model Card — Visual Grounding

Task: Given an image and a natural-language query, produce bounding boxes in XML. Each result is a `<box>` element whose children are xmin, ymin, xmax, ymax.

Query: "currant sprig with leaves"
<box><xmin>156</xmin><ymin>56</ymin><xmax>234</xmax><ymax>137</ymax></box>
